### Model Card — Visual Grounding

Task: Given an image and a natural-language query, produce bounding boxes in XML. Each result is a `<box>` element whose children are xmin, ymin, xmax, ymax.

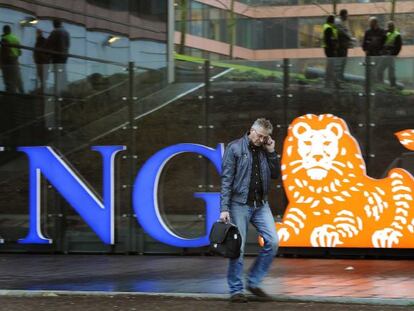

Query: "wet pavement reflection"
<box><xmin>0</xmin><ymin>254</ymin><xmax>413</xmax><ymax>299</ymax></box>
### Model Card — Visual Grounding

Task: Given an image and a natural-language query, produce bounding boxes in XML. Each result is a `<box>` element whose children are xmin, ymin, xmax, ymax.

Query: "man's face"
<box><xmin>370</xmin><ymin>20</ymin><xmax>378</xmax><ymax>29</ymax></box>
<box><xmin>249</xmin><ymin>127</ymin><xmax>270</xmax><ymax>147</ymax></box>
<box><xmin>388</xmin><ymin>24</ymin><xmax>394</xmax><ymax>32</ymax></box>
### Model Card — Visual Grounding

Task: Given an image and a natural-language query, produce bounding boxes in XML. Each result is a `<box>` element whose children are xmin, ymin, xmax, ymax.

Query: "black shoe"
<box><xmin>230</xmin><ymin>293</ymin><xmax>248</xmax><ymax>303</ymax></box>
<box><xmin>247</xmin><ymin>286</ymin><xmax>273</xmax><ymax>301</ymax></box>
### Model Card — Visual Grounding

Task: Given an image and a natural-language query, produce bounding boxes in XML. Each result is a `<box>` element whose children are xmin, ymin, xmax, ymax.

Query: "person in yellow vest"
<box><xmin>0</xmin><ymin>25</ymin><xmax>24</xmax><ymax>93</ymax></box>
<box><xmin>322</xmin><ymin>15</ymin><xmax>339</xmax><ymax>88</ymax></box>
<box><xmin>378</xmin><ymin>21</ymin><xmax>402</xmax><ymax>87</ymax></box>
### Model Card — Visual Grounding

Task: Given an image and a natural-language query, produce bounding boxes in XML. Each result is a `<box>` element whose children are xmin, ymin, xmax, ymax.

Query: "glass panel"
<box><xmin>288</xmin><ymin>57</ymin><xmax>366</xmax><ymax>139</ymax></box>
<box><xmin>0</xmin><ymin>91</ymin><xmax>58</xmax><ymax>252</ymax></box>
<box><xmin>368</xmin><ymin>56</ymin><xmax>414</xmax><ymax>178</ymax></box>
<box><xmin>55</xmin><ymin>58</ymin><xmax>130</xmax><ymax>253</ymax></box>
<box><xmin>133</xmin><ymin>59</ymin><xmax>208</xmax><ymax>254</ymax></box>
<box><xmin>0</xmin><ymin>0</ymin><xmax>169</xmax><ymax>254</ymax></box>
<box><xmin>286</xmin><ymin>56</ymin><xmax>369</xmax><ymax>218</ymax></box>
<box><xmin>208</xmin><ymin>59</ymin><xmax>286</xmax><ymax>149</ymax></box>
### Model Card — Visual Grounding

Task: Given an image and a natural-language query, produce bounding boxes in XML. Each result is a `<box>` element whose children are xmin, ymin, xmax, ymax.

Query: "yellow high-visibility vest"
<box><xmin>385</xmin><ymin>30</ymin><xmax>400</xmax><ymax>47</ymax></box>
<box><xmin>2</xmin><ymin>33</ymin><xmax>21</xmax><ymax>58</ymax></box>
<box><xmin>322</xmin><ymin>23</ymin><xmax>338</xmax><ymax>48</ymax></box>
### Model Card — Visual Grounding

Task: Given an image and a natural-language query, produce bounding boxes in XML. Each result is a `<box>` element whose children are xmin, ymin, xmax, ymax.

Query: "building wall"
<box><xmin>175</xmin><ymin>0</ymin><xmax>414</xmax><ymax>59</ymax></box>
<box><xmin>0</xmin><ymin>0</ymin><xmax>168</xmax><ymax>92</ymax></box>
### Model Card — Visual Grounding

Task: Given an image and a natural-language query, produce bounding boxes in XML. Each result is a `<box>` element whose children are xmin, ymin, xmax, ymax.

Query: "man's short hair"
<box><xmin>252</xmin><ymin>118</ymin><xmax>273</xmax><ymax>134</ymax></box>
<box><xmin>327</xmin><ymin>15</ymin><xmax>335</xmax><ymax>24</ymax></box>
<box><xmin>3</xmin><ymin>25</ymin><xmax>11</xmax><ymax>34</ymax></box>
<box><xmin>339</xmin><ymin>9</ymin><xmax>348</xmax><ymax>18</ymax></box>
<box><xmin>369</xmin><ymin>16</ymin><xmax>378</xmax><ymax>23</ymax></box>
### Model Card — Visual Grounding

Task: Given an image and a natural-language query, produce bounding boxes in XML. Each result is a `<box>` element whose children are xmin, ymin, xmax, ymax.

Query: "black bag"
<box><xmin>209</xmin><ymin>221</ymin><xmax>241</xmax><ymax>259</ymax></box>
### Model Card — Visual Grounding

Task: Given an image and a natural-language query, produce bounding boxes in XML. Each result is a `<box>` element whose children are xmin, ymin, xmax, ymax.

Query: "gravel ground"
<box><xmin>0</xmin><ymin>295</ymin><xmax>413</xmax><ymax>311</ymax></box>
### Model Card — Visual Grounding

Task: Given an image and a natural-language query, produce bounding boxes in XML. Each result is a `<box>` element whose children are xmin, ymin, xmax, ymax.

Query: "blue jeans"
<box><xmin>227</xmin><ymin>201</ymin><xmax>279</xmax><ymax>295</ymax></box>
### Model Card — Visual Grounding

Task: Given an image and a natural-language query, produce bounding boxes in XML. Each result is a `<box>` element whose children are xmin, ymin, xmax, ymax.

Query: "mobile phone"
<box><xmin>263</xmin><ymin>136</ymin><xmax>271</xmax><ymax>145</ymax></box>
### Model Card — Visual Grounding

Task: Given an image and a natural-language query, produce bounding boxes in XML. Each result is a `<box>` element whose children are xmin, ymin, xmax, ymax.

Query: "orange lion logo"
<box><xmin>277</xmin><ymin>114</ymin><xmax>414</xmax><ymax>248</ymax></box>
<box><xmin>395</xmin><ymin>129</ymin><xmax>414</xmax><ymax>151</ymax></box>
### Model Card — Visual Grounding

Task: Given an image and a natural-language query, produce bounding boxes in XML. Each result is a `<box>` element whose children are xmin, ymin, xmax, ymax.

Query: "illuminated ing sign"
<box><xmin>2</xmin><ymin>114</ymin><xmax>414</xmax><ymax>249</ymax></box>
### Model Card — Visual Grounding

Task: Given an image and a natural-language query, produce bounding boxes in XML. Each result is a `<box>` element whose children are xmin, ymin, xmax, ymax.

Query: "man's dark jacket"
<box><xmin>46</xmin><ymin>27</ymin><xmax>70</xmax><ymax>63</ymax></box>
<box><xmin>220</xmin><ymin>134</ymin><xmax>280</xmax><ymax>212</ymax></box>
<box><xmin>362</xmin><ymin>28</ymin><xmax>386</xmax><ymax>56</ymax></box>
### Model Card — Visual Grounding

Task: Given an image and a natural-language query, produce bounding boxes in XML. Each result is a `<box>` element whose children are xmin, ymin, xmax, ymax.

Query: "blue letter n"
<box><xmin>18</xmin><ymin>146</ymin><xmax>125</xmax><ymax>245</ymax></box>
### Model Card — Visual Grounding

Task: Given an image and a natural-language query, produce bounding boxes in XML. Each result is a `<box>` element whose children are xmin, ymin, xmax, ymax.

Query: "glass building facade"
<box><xmin>0</xmin><ymin>0</ymin><xmax>169</xmax><ymax>93</ymax></box>
<box><xmin>176</xmin><ymin>0</ymin><xmax>414</xmax><ymax>57</ymax></box>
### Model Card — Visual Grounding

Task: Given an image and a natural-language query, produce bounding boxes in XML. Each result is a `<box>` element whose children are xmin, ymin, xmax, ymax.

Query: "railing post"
<box><xmin>282</xmin><ymin>58</ymin><xmax>290</xmax><ymax>130</ymax></box>
<box><xmin>201</xmin><ymin>59</ymin><xmax>213</xmax><ymax>255</ymax></box>
<box><xmin>49</xmin><ymin>62</ymin><xmax>66</xmax><ymax>253</ymax></box>
<box><xmin>126</xmin><ymin>61</ymin><xmax>140</xmax><ymax>254</ymax></box>
<box><xmin>279</xmin><ymin>58</ymin><xmax>291</xmax><ymax>221</ymax></box>
<box><xmin>364</xmin><ymin>56</ymin><xmax>375</xmax><ymax>169</ymax></box>
<box><xmin>203</xmin><ymin>60</ymin><xmax>211</xmax><ymax>145</ymax></box>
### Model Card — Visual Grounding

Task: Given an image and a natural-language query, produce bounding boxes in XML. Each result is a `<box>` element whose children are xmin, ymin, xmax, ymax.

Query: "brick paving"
<box><xmin>0</xmin><ymin>295</ymin><xmax>413</xmax><ymax>311</ymax></box>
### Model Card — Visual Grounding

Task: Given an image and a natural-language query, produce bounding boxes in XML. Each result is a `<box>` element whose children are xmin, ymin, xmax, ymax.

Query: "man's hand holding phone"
<box><xmin>263</xmin><ymin>136</ymin><xmax>275</xmax><ymax>153</ymax></box>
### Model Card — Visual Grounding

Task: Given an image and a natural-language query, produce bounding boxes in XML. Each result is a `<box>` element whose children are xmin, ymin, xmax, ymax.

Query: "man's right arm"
<box><xmin>220</xmin><ymin>144</ymin><xmax>236</xmax><ymax>213</ymax></box>
<box><xmin>362</xmin><ymin>31</ymin><xmax>368</xmax><ymax>51</ymax></box>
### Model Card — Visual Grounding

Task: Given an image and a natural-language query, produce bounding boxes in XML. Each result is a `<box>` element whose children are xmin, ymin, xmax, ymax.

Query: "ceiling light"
<box><xmin>20</xmin><ymin>17</ymin><xmax>38</xmax><ymax>27</ymax></box>
<box><xmin>105</xmin><ymin>36</ymin><xmax>121</xmax><ymax>46</ymax></box>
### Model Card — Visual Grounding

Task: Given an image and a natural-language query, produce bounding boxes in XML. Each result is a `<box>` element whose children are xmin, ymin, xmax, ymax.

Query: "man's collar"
<box><xmin>249</xmin><ymin>140</ymin><xmax>260</xmax><ymax>150</ymax></box>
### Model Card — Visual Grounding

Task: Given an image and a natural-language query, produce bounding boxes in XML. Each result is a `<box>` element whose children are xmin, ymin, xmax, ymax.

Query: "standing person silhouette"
<box><xmin>362</xmin><ymin>17</ymin><xmax>386</xmax><ymax>83</ymax></box>
<box><xmin>335</xmin><ymin>9</ymin><xmax>355</xmax><ymax>80</ymax></box>
<box><xmin>46</xmin><ymin>19</ymin><xmax>70</xmax><ymax>95</ymax></box>
<box><xmin>378</xmin><ymin>21</ymin><xmax>402</xmax><ymax>87</ymax></box>
<box><xmin>322</xmin><ymin>15</ymin><xmax>339</xmax><ymax>88</ymax></box>
<box><xmin>1</xmin><ymin>25</ymin><xmax>24</xmax><ymax>93</ymax></box>
<box><xmin>33</xmin><ymin>29</ymin><xmax>49</xmax><ymax>93</ymax></box>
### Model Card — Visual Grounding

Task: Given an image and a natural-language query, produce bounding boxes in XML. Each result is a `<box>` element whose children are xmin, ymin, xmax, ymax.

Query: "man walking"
<box><xmin>220</xmin><ymin>118</ymin><xmax>280</xmax><ymax>303</ymax></box>
<box><xmin>0</xmin><ymin>25</ymin><xmax>24</xmax><ymax>93</ymax></box>
<box><xmin>378</xmin><ymin>21</ymin><xmax>402</xmax><ymax>87</ymax></box>
<box><xmin>335</xmin><ymin>9</ymin><xmax>355</xmax><ymax>80</ymax></box>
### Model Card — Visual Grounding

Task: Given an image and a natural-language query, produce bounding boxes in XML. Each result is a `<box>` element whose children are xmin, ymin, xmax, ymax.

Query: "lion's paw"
<box><xmin>372</xmin><ymin>228</ymin><xmax>403</xmax><ymax>248</ymax></box>
<box><xmin>311</xmin><ymin>225</ymin><xmax>343</xmax><ymax>247</ymax></box>
<box><xmin>277</xmin><ymin>227</ymin><xmax>290</xmax><ymax>242</ymax></box>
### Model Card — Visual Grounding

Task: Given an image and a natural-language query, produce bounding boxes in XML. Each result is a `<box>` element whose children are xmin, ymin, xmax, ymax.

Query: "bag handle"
<box><xmin>216</xmin><ymin>219</ymin><xmax>236</xmax><ymax>227</ymax></box>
